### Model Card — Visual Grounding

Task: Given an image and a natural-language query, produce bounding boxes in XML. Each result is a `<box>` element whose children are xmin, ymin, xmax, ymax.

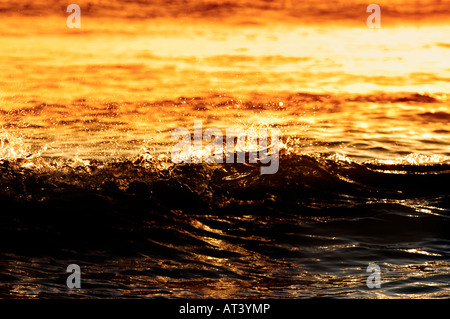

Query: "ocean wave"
<box><xmin>1</xmin><ymin>149</ymin><xmax>448</xmax><ymax>206</ymax></box>
<box><xmin>1</xmin><ymin>141</ymin><xmax>449</xmax><ymax>298</ymax></box>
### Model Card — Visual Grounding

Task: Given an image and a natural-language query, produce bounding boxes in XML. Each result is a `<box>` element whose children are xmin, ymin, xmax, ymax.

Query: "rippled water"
<box><xmin>0</xmin><ymin>0</ymin><xmax>449</xmax><ymax>299</ymax></box>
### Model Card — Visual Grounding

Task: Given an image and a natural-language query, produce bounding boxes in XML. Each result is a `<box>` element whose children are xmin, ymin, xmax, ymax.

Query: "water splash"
<box><xmin>0</xmin><ymin>132</ymin><xmax>35</xmax><ymax>161</ymax></box>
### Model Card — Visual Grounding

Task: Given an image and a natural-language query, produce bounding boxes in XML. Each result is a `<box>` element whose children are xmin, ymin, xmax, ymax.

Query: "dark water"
<box><xmin>0</xmin><ymin>153</ymin><xmax>449</xmax><ymax>298</ymax></box>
